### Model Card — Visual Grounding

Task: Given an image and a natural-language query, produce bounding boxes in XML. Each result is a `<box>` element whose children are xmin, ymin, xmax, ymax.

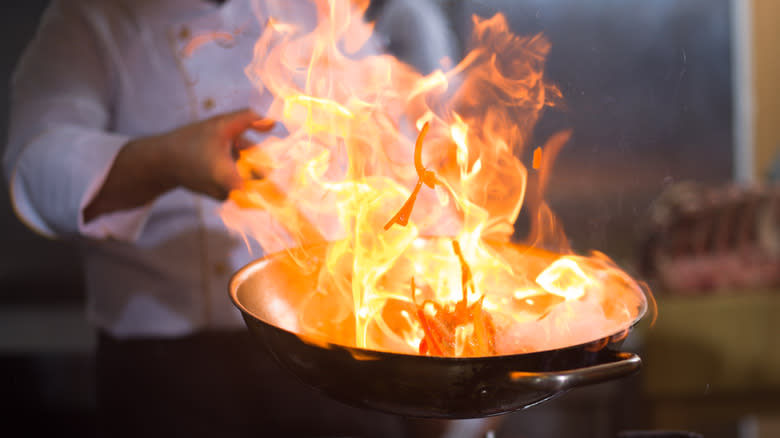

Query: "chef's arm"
<box><xmin>3</xmin><ymin>1</ymin><xmax>270</xmax><ymax>240</ymax></box>
<box><xmin>4</xmin><ymin>1</ymin><xmax>122</xmax><ymax>239</ymax></box>
<box><xmin>83</xmin><ymin>109</ymin><xmax>269</xmax><ymax>223</ymax></box>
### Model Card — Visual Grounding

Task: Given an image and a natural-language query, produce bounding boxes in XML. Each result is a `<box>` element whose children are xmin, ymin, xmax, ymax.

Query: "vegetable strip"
<box><xmin>451</xmin><ymin>240</ymin><xmax>473</xmax><ymax>308</ymax></box>
<box><xmin>384</xmin><ymin>122</ymin><xmax>440</xmax><ymax>230</ymax></box>
<box><xmin>410</xmin><ymin>240</ymin><xmax>497</xmax><ymax>356</ymax></box>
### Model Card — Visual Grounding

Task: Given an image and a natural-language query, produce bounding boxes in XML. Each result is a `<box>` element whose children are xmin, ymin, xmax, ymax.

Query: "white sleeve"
<box><xmin>4</xmin><ymin>1</ymin><xmax>150</xmax><ymax>241</ymax></box>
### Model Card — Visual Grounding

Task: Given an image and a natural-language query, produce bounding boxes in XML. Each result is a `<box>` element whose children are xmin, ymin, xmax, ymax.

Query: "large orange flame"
<box><xmin>221</xmin><ymin>0</ymin><xmax>648</xmax><ymax>356</ymax></box>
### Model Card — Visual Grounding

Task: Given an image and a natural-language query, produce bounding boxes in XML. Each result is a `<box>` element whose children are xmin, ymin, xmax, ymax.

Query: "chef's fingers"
<box><xmin>217</xmin><ymin>108</ymin><xmax>275</xmax><ymax>138</ymax></box>
<box><xmin>250</xmin><ymin>118</ymin><xmax>276</xmax><ymax>132</ymax></box>
<box><xmin>209</xmin><ymin>160</ymin><xmax>245</xmax><ymax>200</ymax></box>
<box><xmin>235</xmin><ymin>157</ymin><xmax>266</xmax><ymax>180</ymax></box>
<box><xmin>234</xmin><ymin>135</ymin><xmax>257</xmax><ymax>151</ymax></box>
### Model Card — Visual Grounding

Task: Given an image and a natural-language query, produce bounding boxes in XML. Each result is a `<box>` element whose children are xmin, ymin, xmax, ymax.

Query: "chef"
<box><xmin>4</xmin><ymin>0</ymin><xmax>458</xmax><ymax>436</ymax></box>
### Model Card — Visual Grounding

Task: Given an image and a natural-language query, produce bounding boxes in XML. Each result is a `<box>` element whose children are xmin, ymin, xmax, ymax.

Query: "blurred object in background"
<box><xmin>476</xmin><ymin>0</ymin><xmax>734</xmax><ymax>261</ymax></box>
<box><xmin>640</xmin><ymin>181</ymin><xmax>780</xmax><ymax>294</ymax></box>
<box><xmin>770</xmin><ymin>150</ymin><xmax>780</xmax><ymax>182</ymax></box>
<box><xmin>0</xmin><ymin>0</ymin><xmax>84</xmax><ymax>306</ymax></box>
<box><xmin>617</xmin><ymin>431</ymin><xmax>702</xmax><ymax>438</ymax></box>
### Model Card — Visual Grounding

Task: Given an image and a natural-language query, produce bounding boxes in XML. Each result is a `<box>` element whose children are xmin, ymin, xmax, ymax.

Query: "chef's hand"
<box><xmin>163</xmin><ymin>109</ymin><xmax>274</xmax><ymax>199</ymax></box>
<box><xmin>84</xmin><ymin>109</ymin><xmax>274</xmax><ymax>223</ymax></box>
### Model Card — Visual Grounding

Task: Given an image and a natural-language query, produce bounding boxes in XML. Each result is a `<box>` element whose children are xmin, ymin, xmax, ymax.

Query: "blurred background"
<box><xmin>1</xmin><ymin>0</ymin><xmax>778</xmax><ymax>436</ymax></box>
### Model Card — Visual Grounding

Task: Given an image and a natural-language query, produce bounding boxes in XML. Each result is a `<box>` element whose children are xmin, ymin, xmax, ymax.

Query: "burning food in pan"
<box><xmin>220</xmin><ymin>0</ymin><xmax>651</xmax><ymax>357</ymax></box>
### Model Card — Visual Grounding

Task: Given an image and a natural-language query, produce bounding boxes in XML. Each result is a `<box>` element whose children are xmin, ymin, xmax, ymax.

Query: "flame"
<box><xmin>222</xmin><ymin>0</ymin><xmax>649</xmax><ymax>356</ymax></box>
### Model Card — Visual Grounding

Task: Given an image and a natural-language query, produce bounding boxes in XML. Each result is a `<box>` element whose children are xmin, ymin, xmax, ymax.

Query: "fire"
<box><xmin>411</xmin><ymin>240</ymin><xmax>497</xmax><ymax>356</ymax></box>
<box><xmin>221</xmin><ymin>0</ymin><xmax>649</xmax><ymax>356</ymax></box>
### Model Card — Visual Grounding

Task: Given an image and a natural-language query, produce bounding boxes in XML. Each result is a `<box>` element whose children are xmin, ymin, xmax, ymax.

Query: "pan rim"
<box><xmin>229</xmin><ymin>239</ymin><xmax>648</xmax><ymax>361</ymax></box>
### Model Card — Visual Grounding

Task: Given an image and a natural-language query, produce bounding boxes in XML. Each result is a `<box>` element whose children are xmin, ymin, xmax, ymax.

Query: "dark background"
<box><xmin>0</xmin><ymin>0</ymin><xmax>733</xmax><ymax>436</ymax></box>
<box><xmin>455</xmin><ymin>0</ymin><xmax>732</xmax><ymax>259</ymax></box>
<box><xmin>0</xmin><ymin>1</ymin><xmax>85</xmax><ymax>303</ymax></box>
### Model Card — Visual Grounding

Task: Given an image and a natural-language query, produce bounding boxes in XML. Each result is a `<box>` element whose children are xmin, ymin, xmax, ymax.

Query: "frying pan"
<box><xmin>229</xmin><ymin>238</ymin><xmax>645</xmax><ymax>419</ymax></box>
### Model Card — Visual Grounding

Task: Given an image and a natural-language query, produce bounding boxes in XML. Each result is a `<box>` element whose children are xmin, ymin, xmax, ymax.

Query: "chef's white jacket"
<box><xmin>4</xmin><ymin>0</ymin><xmax>455</xmax><ymax>338</ymax></box>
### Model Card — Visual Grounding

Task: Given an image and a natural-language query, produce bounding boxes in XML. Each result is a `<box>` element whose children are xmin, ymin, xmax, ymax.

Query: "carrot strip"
<box><xmin>471</xmin><ymin>296</ymin><xmax>492</xmax><ymax>356</ymax></box>
<box><xmin>384</xmin><ymin>122</ymin><xmax>439</xmax><ymax>230</ymax></box>
<box><xmin>419</xmin><ymin>338</ymin><xmax>429</xmax><ymax>355</ymax></box>
<box><xmin>451</xmin><ymin>240</ymin><xmax>473</xmax><ymax>307</ymax></box>
<box><xmin>413</xmin><ymin>122</ymin><xmax>429</xmax><ymax>179</ymax></box>
<box><xmin>532</xmin><ymin>146</ymin><xmax>543</xmax><ymax>170</ymax></box>
<box><xmin>426</xmin><ymin>306</ymin><xmax>453</xmax><ymax>354</ymax></box>
<box><xmin>409</xmin><ymin>244</ymin><xmax>497</xmax><ymax>357</ymax></box>
<box><xmin>417</xmin><ymin>307</ymin><xmax>443</xmax><ymax>355</ymax></box>
<box><xmin>383</xmin><ymin>180</ymin><xmax>424</xmax><ymax>230</ymax></box>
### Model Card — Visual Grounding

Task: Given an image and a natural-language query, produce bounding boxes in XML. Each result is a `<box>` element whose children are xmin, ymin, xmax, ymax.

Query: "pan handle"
<box><xmin>508</xmin><ymin>350</ymin><xmax>641</xmax><ymax>393</ymax></box>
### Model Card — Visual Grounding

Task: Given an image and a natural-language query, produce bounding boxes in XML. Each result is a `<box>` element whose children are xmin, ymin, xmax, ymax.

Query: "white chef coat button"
<box><xmin>213</xmin><ymin>261</ymin><xmax>228</xmax><ymax>276</ymax></box>
<box><xmin>202</xmin><ymin>97</ymin><xmax>215</xmax><ymax>111</ymax></box>
<box><xmin>178</xmin><ymin>26</ymin><xmax>191</xmax><ymax>40</ymax></box>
